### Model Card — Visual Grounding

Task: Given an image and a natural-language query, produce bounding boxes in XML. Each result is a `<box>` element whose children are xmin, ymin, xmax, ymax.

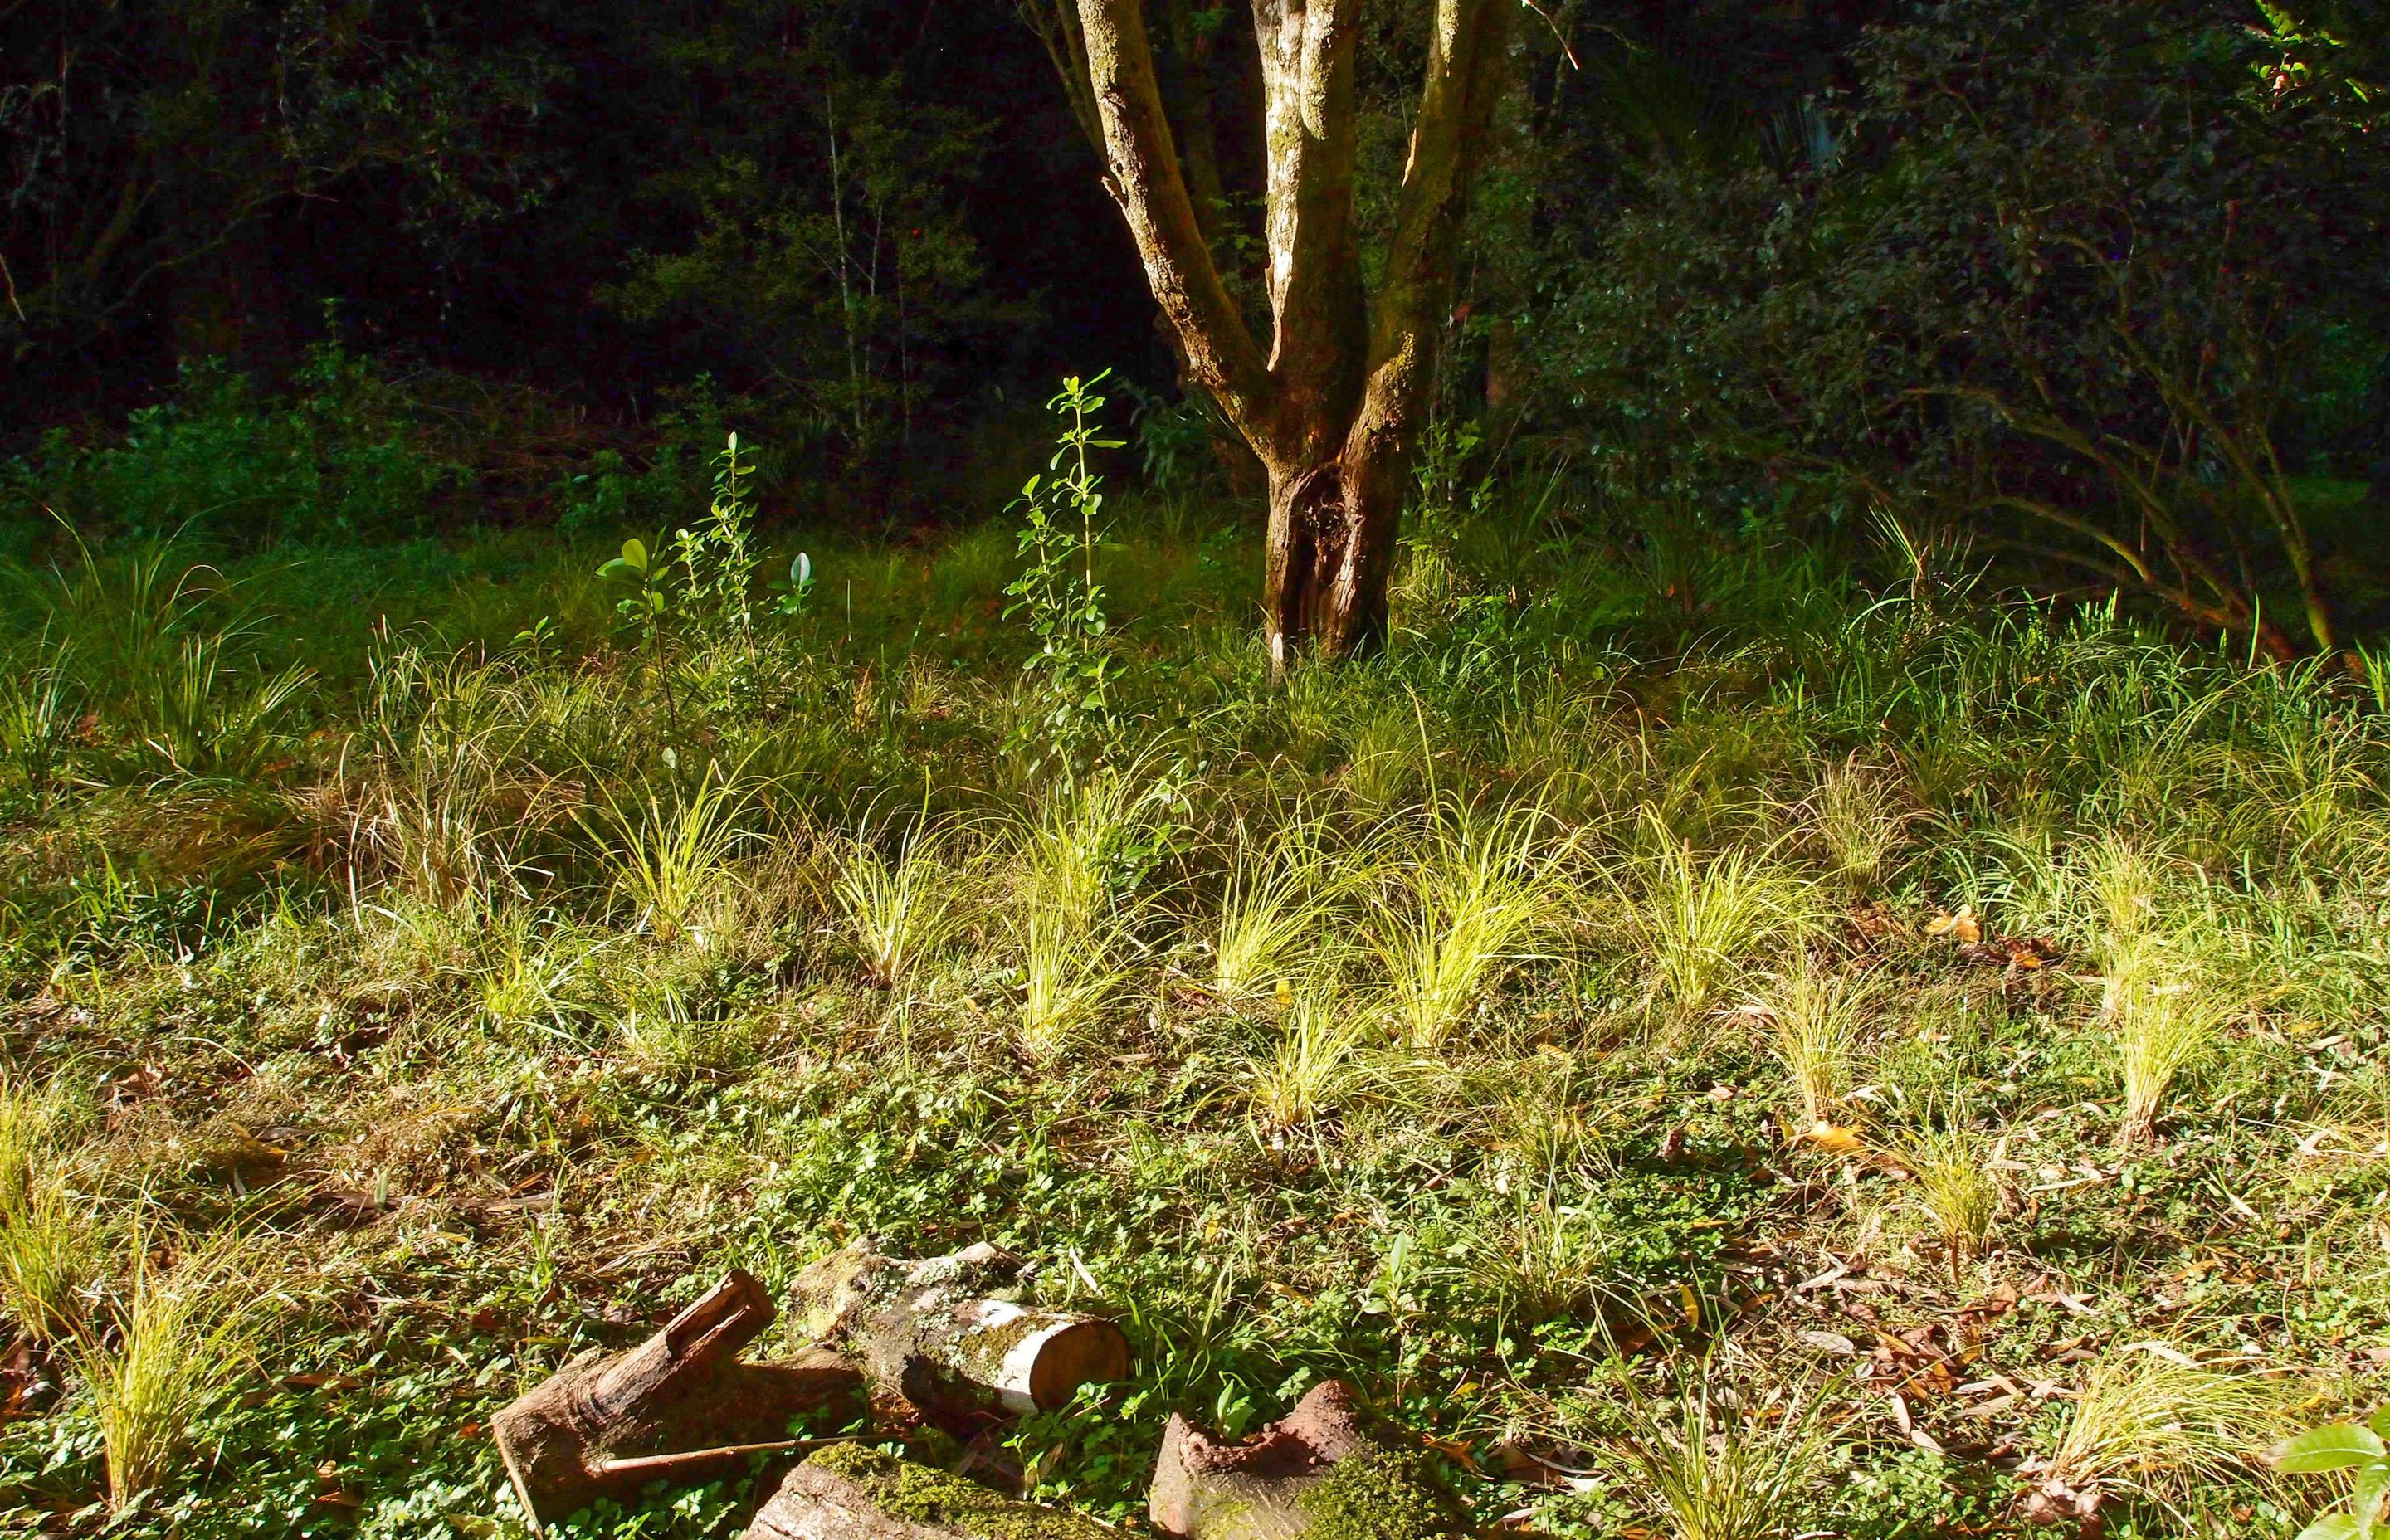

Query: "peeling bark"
<box><xmin>1075</xmin><ymin>0</ymin><xmax>1514</xmax><ymax>670</ymax></box>
<box><xmin>746</xmin><ymin>1445</ymin><xmax>1112</xmax><ymax>1540</ymax></box>
<box><xmin>793</xmin><ymin>1243</ymin><xmax>1129</xmax><ymax>1423</ymax></box>
<box><xmin>492</xmin><ymin>1271</ymin><xmax>865</xmax><ymax>1532</ymax></box>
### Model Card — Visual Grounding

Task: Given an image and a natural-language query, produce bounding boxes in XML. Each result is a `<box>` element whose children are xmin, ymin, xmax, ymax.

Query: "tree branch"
<box><xmin>1077</xmin><ymin>0</ymin><xmax>1274</xmax><ymax>439</ymax></box>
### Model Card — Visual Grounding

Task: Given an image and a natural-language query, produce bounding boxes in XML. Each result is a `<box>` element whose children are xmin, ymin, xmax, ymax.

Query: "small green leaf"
<box><xmin>621</xmin><ymin>537</ymin><xmax>649</xmax><ymax>568</ymax></box>
<box><xmin>2369</xmin><ymin>1406</ymin><xmax>2390</xmax><ymax>1442</ymax></box>
<box><xmin>2279</xmin><ymin>1425</ymin><xmax>2387</xmax><ymax>1472</ymax></box>
<box><xmin>598</xmin><ymin>558</ymin><xmax>637</xmax><ymax>581</ymax></box>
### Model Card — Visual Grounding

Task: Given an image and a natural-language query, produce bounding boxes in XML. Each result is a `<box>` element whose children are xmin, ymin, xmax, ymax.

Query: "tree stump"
<box><xmin>493</xmin><ymin>1270</ymin><xmax>865</xmax><ymax>1531</ymax></box>
<box><xmin>743</xmin><ymin>1445</ymin><xmax>1113</xmax><ymax>1540</ymax></box>
<box><xmin>793</xmin><ymin>1243</ymin><xmax>1128</xmax><ymax>1420</ymax></box>
<box><xmin>1148</xmin><ymin>1380</ymin><xmax>1468</xmax><ymax>1540</ymax></box>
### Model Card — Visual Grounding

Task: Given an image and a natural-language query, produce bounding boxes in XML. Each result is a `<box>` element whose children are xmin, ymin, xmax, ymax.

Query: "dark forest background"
<box><xmin>5</xmin><ymin>0</ymin><xmax>2388</xmax><ymax>652</ymax></box>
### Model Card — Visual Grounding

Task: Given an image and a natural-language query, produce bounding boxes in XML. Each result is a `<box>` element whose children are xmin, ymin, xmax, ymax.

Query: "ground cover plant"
<box><xmin>1</xmin><ymin>394</ymin><xmax>2387</xmax><ymax>1540</ymax></box>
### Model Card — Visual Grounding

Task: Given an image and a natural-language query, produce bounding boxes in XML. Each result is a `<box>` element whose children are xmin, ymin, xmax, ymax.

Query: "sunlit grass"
<box><xmin>835</xmin><ymin>825</ymin><xmax>971</xmax><ymax>990</ymax></box>
<box><xmin>76</xmin><ymin>1228</ymin><xmax>274</xmax><ymax>1512</ymax></box>
<box><xmin>1212</xmin><ymin>813</ymin><xmax>1347</xmax><ymax>1000</ymax></box>
<box><xmin>1749</xmin><ymin>954</ymin><xmax>1872</xmax><ymax>1128</ymax></box>
<box><xmin>1630</xmin><ymin>833</ymin><xmax>1818</xmax><ymax>1012</ymax></box>
<box><xmin>2038</xmin><ymin>1345</ymin><xmax>2292</xmax><ymax>1518</ymax></box>
<box><xmin>1596</xmin><ymin>1352</ymin><xmax>1834</xmax><ymax>1540</ymax></box>
<box><xmin>583</xmin><ymin>760</ymin><xmax>759</xmax><ymax>943</ymax></box>
<box><xmin>1369</xmin><ymin>794</ymin><xmax>1575</xmax><ymax>1050</ymax></box>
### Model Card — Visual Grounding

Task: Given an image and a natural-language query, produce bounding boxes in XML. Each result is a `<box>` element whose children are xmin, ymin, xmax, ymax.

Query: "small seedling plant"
<box><xmin>598</xmin><ymin>431</ymin><xmax>781</xmax><ymax>722</ymax></box>
<box><xmin>1005</xmin><ymin>372</ymin><xmax>1123</xmax><ymax>788</ymax></box>
<box><xmin>2277</xmin><ymin>1409</ymin><xmax>2390</xmax><ymax>1540</ymax></box>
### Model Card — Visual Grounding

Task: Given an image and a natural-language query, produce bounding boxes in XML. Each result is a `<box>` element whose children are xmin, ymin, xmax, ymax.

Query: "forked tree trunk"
<box><xmin>1075</xmin><ymin>0</ymin><xmax>1513</xmax><ymax>671</ymax></box>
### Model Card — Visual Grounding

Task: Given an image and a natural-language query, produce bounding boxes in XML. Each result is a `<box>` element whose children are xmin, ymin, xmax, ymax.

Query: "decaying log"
<box><xmin>1149</xmin><ymin>1380</ymin><xmax>1467</xmax><ymax>1540</ymax></box>
<box><xmin>793</xmin><ymin>1243</ymin><xmax>1128</xmax><ymax>1418</ymax></box>
<box><xmin>494</xmin><ymin>1270</ymin><xmax>866</xmax><ymax>1530</ymax></box>
<box><xmin>744</xmin><ymin>1445</ymin><xmax>1110</xmax><ymax>1540</ymax></box>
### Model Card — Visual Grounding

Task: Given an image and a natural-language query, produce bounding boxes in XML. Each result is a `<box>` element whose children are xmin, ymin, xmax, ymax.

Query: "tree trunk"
<box><xmin>1076</xmin><ymin>0</ymin><xmax>1513</xmax><ymax>672</ymax></box>
<box><xmin>793</xmin><ymin>1243</ymin><xmax>1129</xmax><ymax>1424</ymax></box>
<box><xmin>1149</xmin><ymin>1380</ymin><xmax>1466</xmax><ymax>1540</ymax></box>
<box><xmin>492</xmin><ymin>1270</ymin><xmax>866</xmax><ymax>1532</ymax></box>
<box><xmin>745</xmin><ymin>1445</ymin><xmax>1110</xmax><ymax>1540</ymax></box>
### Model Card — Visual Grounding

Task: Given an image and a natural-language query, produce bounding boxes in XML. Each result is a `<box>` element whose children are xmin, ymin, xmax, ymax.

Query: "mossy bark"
<box><xmin>744</xmin><ymin>1445</ymin><xmax>1113</xmax><ymax>1540</ymax></box>
<box><xmin>1149</xmin><ymin>1381</ymin><xmax>1466</xmax><ymax>1540</ymax></box>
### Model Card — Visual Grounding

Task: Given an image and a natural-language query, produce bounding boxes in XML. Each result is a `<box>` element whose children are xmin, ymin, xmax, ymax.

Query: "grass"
<box><xmin>1631</xmin><ymin>834</ymin><xmax>1817</xmax><ymax>1013</ymax></box>
<box><xmin>834</xmin><ymin>823</ymin><xmax>971</xmax><ymax>990</ymax></box>
<box><xmin>1594</xmin><ymin>1352</ymin><xmax>1835</xmax><ymax>1540</ymax></box>
<box><xmin>2037</xmin><ymin>1344</ymin><xmax>2295</xmax><ymax>1518</ymax></box>
<box><xmin>0</xmin><ymin>497</ymin><xmax>2383</xmax><ymax>1538</ymax></box>
<box><xmin>2104</xmin><ymin>933</ymin><xmax>2230</xmax><ymax>1147</ymax></box>
<box><xmin>1750</xmin><ymin>954</ymin><xmax>1872</xmax><ymax>1128</ymax></box>
<box><xmin>73</xmin><ymin>1230</ymin><xmax>271</xmax><ymax>1512</ymax></box>
<box><xmin>0</xmin><ymin>1075</ymin><xmax>97</xmax><ymax>1345</ymax></box>
<box><xmin>1210</xmin><ymin>811</ymin><xmax>1346</xmax><ymax>1000</ymax></box>
<box><xmin>1369</xmin><ymin>793</ymin><xmax>1574</xmax><ymax>1050</ymax></box>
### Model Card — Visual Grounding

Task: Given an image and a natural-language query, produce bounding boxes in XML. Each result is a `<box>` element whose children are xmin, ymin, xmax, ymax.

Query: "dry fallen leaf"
<box><xmin>1802</xmin><ymin>1121</ymin><xmax>1867</xmax><ymax>1155</ymax></box>
<box><xmin>1802</xmin><ymin>1329</ymin><xmax>1861</xmax><ymax>1355</ymax></box>
<box><xmin>1924</xmin><ymin>904</ymin><xmax>1982</xmax><ymax>943</ymax></box>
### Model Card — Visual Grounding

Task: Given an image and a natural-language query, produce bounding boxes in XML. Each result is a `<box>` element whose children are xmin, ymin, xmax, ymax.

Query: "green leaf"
<box><xmin>2279</xmin><ymin>1425</ymin><xmax>2387</xmax><ymax>1472</ymax></box>
<box><xmin>2296</xmin><ymin>1516</ymin><xmax>2363</xmax><ymax>1540</ymax></box>
<box><xmin>621</xmin><ymin>537</ymin><xmax>650</xmax><ymax>569</ymax></box>
<box><xmin>2369</xmin><ymin>1406</ymin><xmax>2390</xmax><ymax>1442</ymax></box>
<box><xmin>2354</xmin><ymin>1464</ymin><xmax>2390</xmax><ymax>1535</ymax></box>
<box><xmin>598</xmin><ymin>558</ymin><xmax>637</xmax><ymax>581</ymax></box>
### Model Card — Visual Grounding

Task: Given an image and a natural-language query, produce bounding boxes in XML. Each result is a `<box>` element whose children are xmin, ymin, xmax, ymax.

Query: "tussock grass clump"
<box><xmin>1239</xmin><ymin>976</ymin><xmax>1384</xmax><ymax>1137</ymax></box>
<box><xmin>1809</xmin><ymin>757</ymin><xmax>1909</xmax><ymax>889</ymax></box>
<box><xmin>1893</xmin><ymin>1113</ymin><xmax>2001</xmax><ymax>1265</ymax></box>
<box><xmin>1212</xmin><ymin>812</ymin><xmax>1348</xmax><ymax>1000</ymax></box>
<box><xmin>2036</xmin><ymin>1345</ymin><xmax>2293</xmax><ymax>1518</ymax></box>
<box><xmin>1749</xmin><ymin>956</ymin><xmax>1873</xmax><ymax>1128</ymax></box>
<box><xmin>1369</xmin><ymin>795</ymin><xmax>1575</xmax><ymax>1050</ymax></box>
<box><xmin>1597</xmin><ymin>1354</ymin><xmax>1833</xmax><ymax>1540</ymax></box>
<box><xmin>584</xmin><ymin>762</ymin><xmax>759</xmax><ymax>943</ymax></box>
<box><xmin>2101</xmin><ymin>933</ymin><xmax>2230</xmax><ymax>1146</ymax></box>
<box><xmin>836</xmin><ymin>825</ymin><xmax>971</xmax><ymax>990</ymax></box>
<box><xmin>75</xmin><ymin>1231</ymin><xmax>274</xmax><ymax>1512</ymax></box>
<box><xmin>0</xmin><ymin>1075</ymin><xmax>99</xmax><ymax>1344</ymax></box>
<box><xmin>1631</xmin><ymin>835</ymin><xmax>1818</xmax><ymax>1012</ymax></box>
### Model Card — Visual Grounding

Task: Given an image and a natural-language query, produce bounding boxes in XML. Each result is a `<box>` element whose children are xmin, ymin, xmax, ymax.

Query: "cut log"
<box><xmin>793</xmin><ymin>1243</ymin><xmax>1128</xmax><ymax>1419</ymax></box>
<box><xmin>494</xmin><ymin>1270</ymin><xmax>866</xmax><ymax>1531</ymax></box>
<box><xmin>1149</xmin><ymin>1380</ymin><xmax>1468</xmax><ymax>1540</ymax></box>
<box><xmin>744</xmin><ymin>1445</ymin><xmax>1111</xmax><ymax>1539</ymax></box>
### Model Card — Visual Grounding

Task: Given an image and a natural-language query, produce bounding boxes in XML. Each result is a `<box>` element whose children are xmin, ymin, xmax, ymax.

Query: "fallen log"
<box><xmin>744</xmin><ymin>1445</ymin><xmax>1110</xmax><ymax>1539</ymax></box>
<box><xmin>494</xmin><ymin>1270</ymin><xmax>866</xmax><ymax>1531</ymax></box>
<box><xmin>1149</xmin><ymin>1380</ymin><xmax>1468</xmax><ymax>1540</ymax></box>
<box><xmin>793</xmin><ymin>1243</ymin><xmax>1128</xmax><ymax>1418</ymax></box>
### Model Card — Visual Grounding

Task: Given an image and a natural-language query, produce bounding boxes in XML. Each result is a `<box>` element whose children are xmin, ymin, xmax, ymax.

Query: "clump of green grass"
<box><xmin>0</xmin><ymin>1075</ymin><xmax>99</xmax><ymax>1344</ymax></box>
<box><xmin>2032</xmin><ymin>1344</ymin><xmax>2292</xmax><ymax>1522</ymax></box>
<box><xmin>1369</xmin><ymin>795</ymin><xmax>1574</xmax><ymax>1050</ymax></box>
<box><xmin>1809</xmin><ymin>757</ymin><xmax>1908</xmax><ymax>890</ymax></box>
<box><xmin>2102</xmin><ymin>934</ymin><xmax>2228</xmax><ymax>1147</ymax></box>
<box><xmin>1239</xmin><ymin>974</ymin><xmax>1384</xmax><ymax>1137</ymax></box>
<box><xmin>1212</xmin><ymin>813</ymin><xmax>1346</xmax><ymax>1000</ymax></box>
<box><xmin>1749</xmin><ymin>955</ymin><xmax>1873</xmax><ymax>1128</ymax></box>
<box><xmin>1596</xmin><ymin>1353</ymin><xmax>1834</xmax><ymax>1540</ymax></box>
<box><xmin>584</xmin><ymin>761</ymin><xmax>758</xmax><ymax>943</ymax></box>
<box><xmin>1631</xmin><ymin>834</ymin><xmax>1817</xmax><ymax>1012</ymax></box>
<box><xmin>1893</xmin><ymin>1113</ymin><xmax>2001</xmax><ymax>1266</ymax></box>
<box><xmin>835</xmin><ymin>825</ymin><xmax>970</xmax><ymax>990</ymax></box>
<box><xmin>74</xmin><ymin>1230</ymin><xmax>274</xmax><ymax>1512</ymax></box>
